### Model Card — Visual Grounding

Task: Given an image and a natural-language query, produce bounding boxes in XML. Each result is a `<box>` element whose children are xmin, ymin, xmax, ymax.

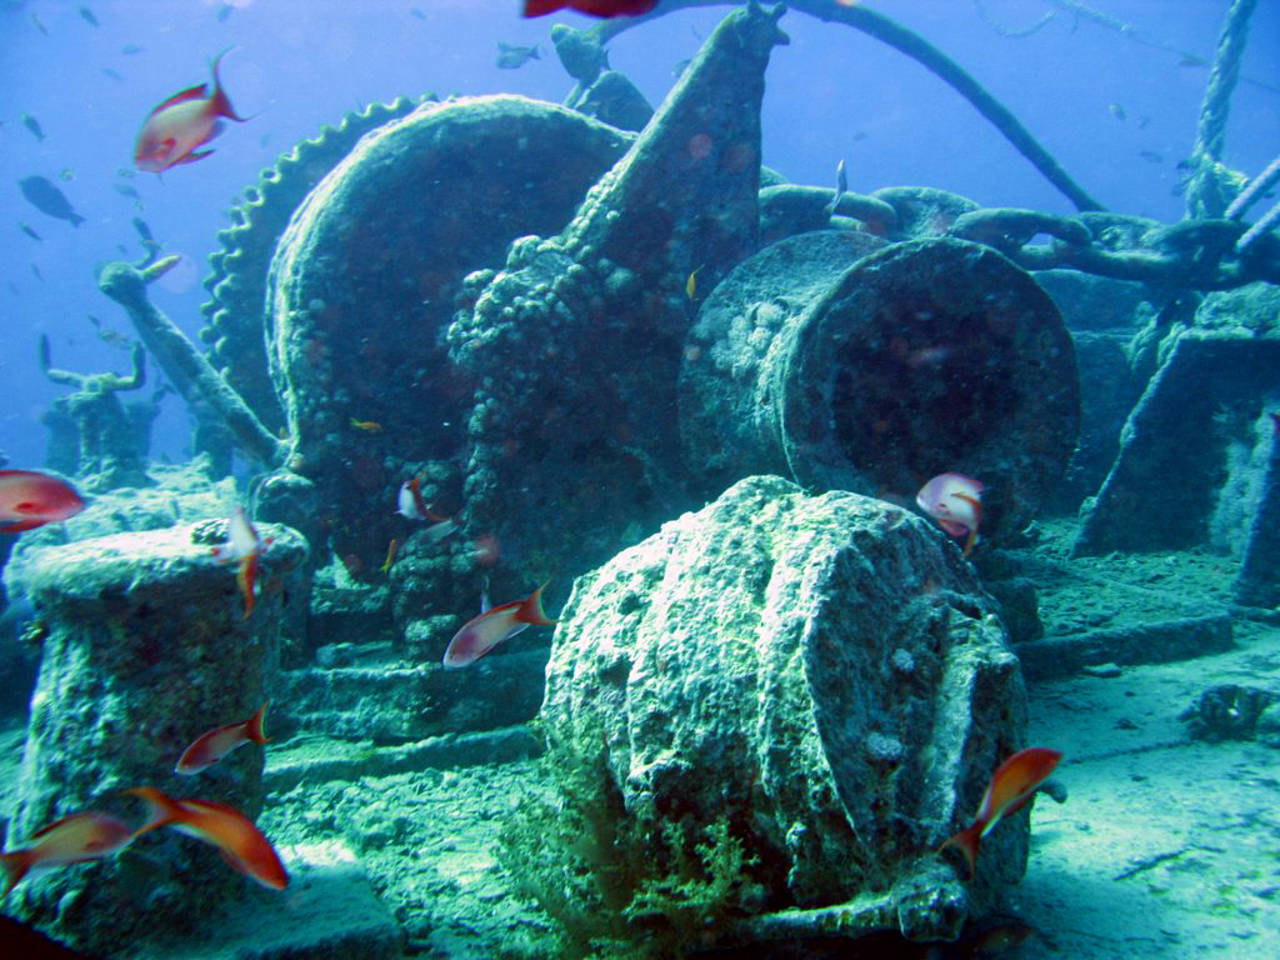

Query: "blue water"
<box><xmin>1</xmin><ymin>0</ymin><xmax>1276</xmax><ymax>471</ymax></box>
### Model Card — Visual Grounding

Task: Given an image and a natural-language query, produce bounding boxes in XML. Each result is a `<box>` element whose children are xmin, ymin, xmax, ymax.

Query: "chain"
<box><xmin>937</xmin><ymin>206</ymin><xmax>1280</xmax><ymax>291</ymax></box>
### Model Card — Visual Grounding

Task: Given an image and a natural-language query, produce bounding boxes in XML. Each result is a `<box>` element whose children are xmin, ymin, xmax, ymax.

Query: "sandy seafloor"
<box><xmin>1</xmin><ymin>515</ymin><xmax>1277</xmax><ymax>960</ymax></box>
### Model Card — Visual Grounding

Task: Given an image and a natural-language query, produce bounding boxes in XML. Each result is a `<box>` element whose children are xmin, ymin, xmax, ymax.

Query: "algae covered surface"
<box><xmin>2</xmin><ymin>1</ymin><xmax>1279</xmax><ymax>958</ymax></box>
<box><xmin>4</xmin><ymin>517</ymin><xmax>1276</xmax><ymax>959</ymax></box>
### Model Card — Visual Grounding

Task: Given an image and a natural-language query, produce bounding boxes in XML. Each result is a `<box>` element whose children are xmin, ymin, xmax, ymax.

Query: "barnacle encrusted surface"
<box><xmin>534</xmin><ymin>475</ymin><xmax>1027</xmax><ymax>950</ymax></box>
<box><xmin>200</xmin><ymin>95</ymin><xmax>429</xmax><ymax>433</ymax></box>
<box><xmin>265</xmin><ymin>95</ymin><xmax>631</xmax><ymax>575</ymax></box>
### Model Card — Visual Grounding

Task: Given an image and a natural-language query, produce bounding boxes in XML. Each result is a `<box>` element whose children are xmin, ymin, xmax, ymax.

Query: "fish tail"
<box><xmin>238</xmin><ymin>553</ymin><xmax>259</xmax><ymax>619</ymax></box>
<box><xmin>938</xmin><ymin>821</ymin><xmax>983</xmax><ymax>880</ymax></box>
<box><xmin>247</xmin><ymin>701</ymin><xmax>271</xmax><ymax>744</ymax></box>
<box><xmin>518</xmin><ymin>581</ymin><xmax>557</xmax><ymax>626</ymax></box>
<box><xmin>209</xmin><ymin>46</ymin><xmax>245</xmax><ymax>121</ymax></box>
<box><xmin>122</xmin><ymin>786</ymin><xmax>181</xmax><ymax>836</ymax></box>
<box><xmin>0</xmin><ymin>850</ymin><xmax>33</xmax><ymax>898</ymax></box>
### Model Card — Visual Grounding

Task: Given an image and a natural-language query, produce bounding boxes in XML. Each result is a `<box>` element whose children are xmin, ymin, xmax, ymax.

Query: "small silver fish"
<box><xmin>496</xmin><ymin>42</ymin><xmax>541</xmax><ymax>70</ymax></box>
<box><xmin>21</xmin><ymin>113</ymin><xmax>44</xmax><ymax>142</ymax></box>
<box><xmin>825</xmin><ymin>158</ymin><xmax>847</xmax><ymax>217</ymax></box>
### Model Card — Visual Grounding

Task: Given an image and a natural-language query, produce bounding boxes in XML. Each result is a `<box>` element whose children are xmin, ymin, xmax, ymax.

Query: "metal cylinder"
<box><xmin>681</xmin><ymin>236</ymin><xmax>1080</xmax><ymax>539</ymax></box>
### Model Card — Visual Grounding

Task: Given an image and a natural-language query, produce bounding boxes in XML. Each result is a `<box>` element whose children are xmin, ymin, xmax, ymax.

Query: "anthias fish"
<box><xmin>940</xmin><ymin>746</ymin><xmax>1063</xmax><ymax>879</ymax></box>
<box><xmin>0</xmin><ymin>470</ymin><xmax>87</xmax><ymax>533</ymax></box>
<box><xmin>1</xmin><ymin>811</ymin><xmax>134</xmax><ymax>896</ymax></box>
<box><xmin>397</xmin><ymin>477</ymin><xmax>457</xmax><ymax>540</ymax></box>
<box><xmin>916</xmin><ymin>472</ymin><xmax>983</xmax><ymax>556</ymax></box>
<box><xmin>443</xmin><ymin>583</ymin><xmax>556</xmax><ymax>668</ymax></box>
<box><xmin>523</xmin><ymin>0</ymin><xmax>660</xmax><ymax>18</ymax></box>
<box><xmin>134</xmin><ymin>49</ymin><xmax>245</xmax><ymax>173</ymax></box>
<box><xmin>18</xmin><ymin>176</ymin><xmax>86</xmax><ymax>228</ymax></box>
<box><xmin>176</xmin><ymin>702</ymin><xmax>271</xmax><ymax>775</ymax></box>
<box><xmin>127</xmin><ymin>788</ymin><xmax>288</xmax><ymax>890</ymax></box>
<box><xmin>211</xmin><ymin>506</ymin><xmax>266</xmax><ymax>618</ymax></box>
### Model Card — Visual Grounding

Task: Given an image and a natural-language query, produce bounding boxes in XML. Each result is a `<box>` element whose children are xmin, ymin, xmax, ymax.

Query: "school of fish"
<box><xmin>0</xmin><ymin>0</ymin><xmax>1064</xmax><ymax>935</ymax></box>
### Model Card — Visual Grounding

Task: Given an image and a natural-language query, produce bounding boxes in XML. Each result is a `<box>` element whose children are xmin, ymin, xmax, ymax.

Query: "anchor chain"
<box><xmin>936</xmin><ymin>205</ymin><xmax>1280</xmax><ymax>290</ymax></box>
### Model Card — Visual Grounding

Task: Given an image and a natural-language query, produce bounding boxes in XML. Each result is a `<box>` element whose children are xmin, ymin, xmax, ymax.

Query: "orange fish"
<box><xmin>175</xmin><ymin>702</ymin><xmax>270</xmax><ymax>775</ymax></box>
<box><xmin>381</xmin><ymin>538</ymin><xmax>400</xmax><ymax>574</ymax></box>
<box><xmin>134</xmin><ymin>48</ymin><xmax>245</xmax><ymax>173</ymax></box>
<box><xmin>916</xmin><ymin>472</ymin><xmax>983</xmax><ymax>556</ymax></box>
<box><xmin>442</xmin><ymin>583</ymin><xmax>556</xmax><ymax>669</ymax></box>
<box><xmin>211</xmin><ymin>506</ymin><xmax>267</xmax><ymax>619</ymax></box>
<box><xmin>939</xmin><ymin>746</ymin><xmax>1062</xmax><ymax>879</ymax></box>
<box><xmin>350</xmin><ymin>418</ymin><xmax>383</xmax><ymax>433</ymax></box>
<box><xmin>126</xmin><ymin>787</ymin><xmax>288</xmax><ymax>890</ymax></box>
<box><xmin>523</xmin><ymin>0</ymin><xmax>659</xmax><ymax>17</ymax></box>
<box><xmin>0</xmin><ymin>469</ymin><xmax>87</xmax><ymax>533</ymax></box>
<box><xmin>1</xmin><ymin>811</ymin><xmax>134</xmax><ymax>896</ymax></box>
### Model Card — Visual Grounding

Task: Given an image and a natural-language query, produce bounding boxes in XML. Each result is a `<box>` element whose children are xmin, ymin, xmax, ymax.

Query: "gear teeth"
<box><xmin>199</xmin><ymin>94</ymin><xmax>432</xmax><ymax>432</ymax></box>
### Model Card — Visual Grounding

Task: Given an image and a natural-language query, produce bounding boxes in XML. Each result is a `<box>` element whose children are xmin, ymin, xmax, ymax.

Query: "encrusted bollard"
<box><xmin>4</xmin><ymin>521</ymin><xmax>306</xmax><ymax>955</ymax></box>
<box><xmin>532</xmin><ymin>476</ymin><xmax>1030</xmax><ymax>951</ymax></box>
<box><xmin>681</xmin><ymin>237</ymin><xmax>1080</xmax><ymax>540</ymax></box>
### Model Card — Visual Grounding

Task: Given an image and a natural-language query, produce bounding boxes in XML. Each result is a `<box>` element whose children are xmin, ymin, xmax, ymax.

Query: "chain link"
<box><xmin>937</xmin><ymin>204</ymin><xmax>1280</xmax><ymax>290</ymax></box>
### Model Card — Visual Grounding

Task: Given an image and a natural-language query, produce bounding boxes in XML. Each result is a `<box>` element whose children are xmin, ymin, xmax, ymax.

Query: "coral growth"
<box><xmin>497</xmin><ymin>750</ymin><xmax>765</xmax><ymax>959</ymax></box>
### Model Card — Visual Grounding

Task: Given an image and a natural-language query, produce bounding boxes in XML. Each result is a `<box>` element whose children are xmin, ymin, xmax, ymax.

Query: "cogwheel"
<box><xmin>199</xmin><ymin>94</ymin><xmax>433</xmax><ymax>432</ymax></box>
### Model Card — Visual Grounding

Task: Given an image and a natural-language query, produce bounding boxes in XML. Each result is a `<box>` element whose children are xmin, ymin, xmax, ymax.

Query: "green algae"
<box><xmin>497</xmin><ymin>751</ymin><xmax>765</xmax><ymax>959</ymax></box>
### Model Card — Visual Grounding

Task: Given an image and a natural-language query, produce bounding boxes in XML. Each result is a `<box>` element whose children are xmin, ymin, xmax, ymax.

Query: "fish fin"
<box><xmin>962</xmin><ymin>529</ymin><xmax>977</xmax><ymax>557</ymax></box>
<box><xmin>408</xmin><ymin>477</ymin><xmax>430</xmax><ymax>519</ymax></box>
<box><xmin>517</xmin><ymin>581</ymin><xmax>557</xmax><ymax>626</ymax></box>
<box><xmin>209</xmin><ymin>47</ymin><xmax>245</xmax><ymax>121</ymax></box>
<box><xmin>0</xmin><ymin>519</ymin><xmax>45</xmax><ymax>533</ymax></box>
<box><xmin>938</xmin><ymin>821</ymin><xmax>983</xmax><ymax>880</ymax></box>
<box><xmin>237</xmin><ymin>553</ymin><xmax>258</xmax><ymax>619</ymax></box>
<box><xmin>148</xmin><ymin>83</ymin><xmax>209</xmax><ymax>117</ymax></box>
<box><xmin>523</xmin><ymin>0</ymin><xmax>566</xmax><ymax>15</ymax></box>
<box><xmin>177</xmin><ymin>148</ymin><xmax>215</xmax><ymax>165</ymax></box>
<box><xmin>29</xmin><ymin>813</ymin><xmax>90</xmax><ymax>840</ymax></box>
<box><xmin>122</xmin><ymin>787</ymin><xmax>182</xmax><ymax>835</ymax></box>
<box><xmin>0</xmin><ymin>851</ymin><xmax>32</xmax><ymax>898</ymax></box>
<box><xmin>247</xmin><ymin>701</ymin><xmax>271</xmax><ymax>744</ymax></box>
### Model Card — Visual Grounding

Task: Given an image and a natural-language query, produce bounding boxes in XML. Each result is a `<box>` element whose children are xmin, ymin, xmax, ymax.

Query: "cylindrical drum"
<box><xmin>681</xmin><ymin>237</ymin><xmax>1080</xmax><ymax>539</ymax></box>
<box><xmin>541</xmin><ymin>476</ymin><xmax>1028</xmax><ymax>943</ymax></box>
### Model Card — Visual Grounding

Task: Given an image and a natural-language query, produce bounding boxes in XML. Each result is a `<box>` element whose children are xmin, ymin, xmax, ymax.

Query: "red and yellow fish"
<box><xmin>0</xmin><ymin>469</ymin><xmax>87</xmax><ymax>533</ymax></box>
<box><xmin>916</xmin><ymin>472</ymin><xmax>983</xmax><ymax>556</ymax></box>
<box><xmin>1</xmin><ymin>810</ymin><xmax>134</xmax><ymax>896</ymax></box>
<box><xmin>211</xmin><ymin>506</ymin><xmax>267</xmax><ymax>619</ymax></box>
<box><xmin>523</xmin><ymin>0</ymin><xmax>659</xmax><ymax>18</ymax></box>
<box><xmin>175</xmin><ymin>702</ymin><xmax>271</xmax><ymax>775</ymax></box>
<box><xmin>127</xmin><ymin>787</ymin><xmax>288</xmax><ymax>890</ymax></box>
<box><xmin>442</xmin><ymin>583</ymin><xmax>556</xmax><ymax>669</ymax></box>
<box><xmin>939</xmin><ymin>746</ymin><xmax>1062</xmax><ymax>879</ymax></box>
<box><xmin>134</xmin><ymin>49</ymin><xmax>245</xmax><ymax>173</ymax></box>
<box><xmin>396</xmin><ymin>477</ymin><xmax>457</xmax><ymax>541</ymax></box>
